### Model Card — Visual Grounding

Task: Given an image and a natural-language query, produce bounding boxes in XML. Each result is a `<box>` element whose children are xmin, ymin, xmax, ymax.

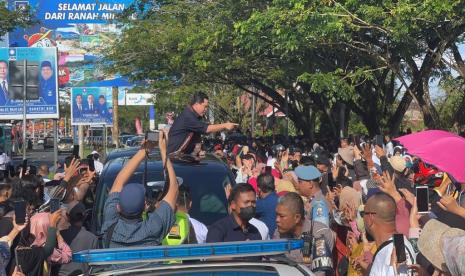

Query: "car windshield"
<box><xmin>59</xmin><ymin>138</ymin><xmax>73</xmax><ymax>143</ymax></box>
<box><xmin>95</xmin><ymin>158</ymin><xmax>234</xmax><ymax>230</ymax></box>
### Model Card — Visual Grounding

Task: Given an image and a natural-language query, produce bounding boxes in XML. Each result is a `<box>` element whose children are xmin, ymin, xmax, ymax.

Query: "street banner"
<box><xmin>8</xmin><ymin>0</ymin><xmax>136</xmax><ymax>88</ymax></box>
<box><xmin>71</xmin><ymin>87</ymin><xmax>113</xmax><ymax>126</ymax></box>
<box><xmin>0</xmin><ymin>47</ymin><xmax>59</xmax><ymax>119</ymax></box>
<box><xmin>125</xmin><ymin>93</ymin><xmax>153</xmax><ymax>105</ymax></box>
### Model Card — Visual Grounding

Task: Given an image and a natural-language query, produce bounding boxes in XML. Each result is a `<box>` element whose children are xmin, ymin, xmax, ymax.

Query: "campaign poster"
<box><xmin>0</xmin><ymin>47</ymin><xmax>59</xmax><ymax>119</ymax></box>
<box><xmin>71</xmin><ymin>87</ymin><xmax>113</xmax><ymax>126</ymax></box>
<box><xmin>8</xmin><ymin>0</ymin><xmax>136</xmax><ymax>87</ymax></box>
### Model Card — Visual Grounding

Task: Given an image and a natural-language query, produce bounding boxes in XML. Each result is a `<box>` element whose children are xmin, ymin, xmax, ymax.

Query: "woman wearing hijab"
<box><xmin>15</xmin><ymin>211</ymin><xmax>71</xmax><ymax>276</ymax></box>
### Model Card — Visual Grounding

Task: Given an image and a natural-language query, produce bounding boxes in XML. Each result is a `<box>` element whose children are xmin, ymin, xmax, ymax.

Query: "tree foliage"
<box><xmin>106</xmin><ymin>0</ymin><xmax>465</xmax><ymax>138</ymax></box>
<box><xmin>0</xmin><ymin>1</ymin><xmax>34</xmax><ymax>37</ymax></box>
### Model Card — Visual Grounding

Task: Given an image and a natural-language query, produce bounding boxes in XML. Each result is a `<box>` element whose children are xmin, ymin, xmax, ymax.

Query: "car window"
<box><xmin>95</xmin><ymin>164</ymin><xmax>234</xmax><ymax>231</ymax></box>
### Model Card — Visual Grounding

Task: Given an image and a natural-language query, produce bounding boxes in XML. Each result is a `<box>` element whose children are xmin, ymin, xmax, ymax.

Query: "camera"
<box><xmin>146</xmin><ymin>131</ymin><xmax>159</xmax><ymax>142</ymax></box>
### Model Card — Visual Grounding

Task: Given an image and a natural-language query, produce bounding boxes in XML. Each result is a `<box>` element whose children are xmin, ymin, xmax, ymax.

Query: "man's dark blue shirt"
<box><xmin>206</xmin><ymin>214</ymin><xmax>261</xmax><ymax>243</ymax></box>
<box><xmin>167</xmin><ymin>106</ymin><xmax>208</xmax><ymax>154</ymax></box>
<box><xmin>256</xmin><ymin>192</ymin><xmax>278</xmax><ymax>235</ymax></box>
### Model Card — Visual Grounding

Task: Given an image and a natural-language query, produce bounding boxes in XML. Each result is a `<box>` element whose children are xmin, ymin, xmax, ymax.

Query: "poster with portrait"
<box><xmin>0</xmin><ymin>47</ymin><xmax>59</xmax><ymax>119</ymax></box>
<box><xmin>8</xmin><ymin>0</ymin><xmax>136</xmax><ymax>88</ymax></box>
<box><xmin>71</xmin><ymin>87</ymin><xmax>113</xmax><ymax>126</ymax></box>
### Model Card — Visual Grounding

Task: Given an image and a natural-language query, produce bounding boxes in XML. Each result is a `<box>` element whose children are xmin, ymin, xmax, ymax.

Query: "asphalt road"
<box><xmin>11</xmin><ymin>147</ymin><xmax>72</xmax><ymax>167</ymax></box>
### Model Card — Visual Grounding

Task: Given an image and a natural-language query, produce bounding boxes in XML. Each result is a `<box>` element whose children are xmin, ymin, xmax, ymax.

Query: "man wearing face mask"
<box><xmin>206</xmin><ymin>183</ymin><xmax>262</xmax><ymax>243</ymax></box>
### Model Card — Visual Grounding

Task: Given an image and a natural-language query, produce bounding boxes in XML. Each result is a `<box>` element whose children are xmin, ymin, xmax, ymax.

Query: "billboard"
<box><xmin>8</xmin><ymin>0</ymin><xmax>136</xmax><ymax>87</ymax></box>
<box><xmin>71</xmin><ymin>87</ymin><xmax>113</xmax><ymax>126</ymax></box>
<box><xmin>0</xmin><ymin>47</ymin><xmax>59</xmax><ymax>119</ymax></box>
<box><xmin>125</xmin><ymin>93</ymin><xmax>153</xmax><ymax>106</ymax></box>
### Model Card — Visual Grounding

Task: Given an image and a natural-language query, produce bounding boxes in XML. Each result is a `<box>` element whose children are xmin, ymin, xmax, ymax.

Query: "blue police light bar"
<box><xmin>73</xmin><ymin>239</ymin><xmax>303</xmax><ymax>265</ymax></box>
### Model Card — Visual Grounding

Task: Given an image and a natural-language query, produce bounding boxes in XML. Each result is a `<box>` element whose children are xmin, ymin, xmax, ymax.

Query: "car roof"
<box><xmin>93</xmin><ymin>261</ymin><xmax>312</xmax><ymax>276</ymax></box>
<box><xmin>104</xmin><ymin>150</ymin><xmax>230</xmax><ymax>177</ymax></box>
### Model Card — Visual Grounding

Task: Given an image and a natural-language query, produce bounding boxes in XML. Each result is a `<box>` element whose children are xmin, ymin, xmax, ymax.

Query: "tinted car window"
<box><xmin>94</xmin><ymin>157</ymin><xmax>234</xmax><ymax>233</ymax></box>
<box><xmin>59</xmin><ymin>138</ymin><xmax>73</xmax><ymax>143</ymax></box>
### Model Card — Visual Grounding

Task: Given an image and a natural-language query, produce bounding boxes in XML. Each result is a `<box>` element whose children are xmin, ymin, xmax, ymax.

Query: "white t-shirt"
<box><xmin>370</xmin><ymin>236</ymin><xmax>416</xmax><ymax>276</ymax></box>
<box><xmin>249</xmin><ymin>218</ymin><xmax>270</xmax><ymax>240</ymax></box>
<box><xmin>189</xmin><ymin>217</ymin><xmax>208</xmax><ymax>244</ymax></box>
<box><xmin>0</xmin><ymin>153</ymin><xmax>9</xmax><ymax>170</ymax></box>
<box><xmin>94</xmin><ymin>160</ymin><xmax>104</xmax><ymax>174</ymax></box>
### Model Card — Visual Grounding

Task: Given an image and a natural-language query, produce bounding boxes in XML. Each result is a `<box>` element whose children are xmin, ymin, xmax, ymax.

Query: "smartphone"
<box><xmin>14</xmin><ymin>200</ymin><xmax>26</xmax><ymax>224</ymax></box>
<box><xmin>21</xmin><ymin>159</ymin><xmax>28</xmax><ymax>173</ymax></box>
<box><xmin>49</xmin><ymin>198</ymin><xmax>60</xmax><ymax>213</ymax></box>
<box><xmin>374</xmin><ymin>135</ymin><xmax>384</xmax><ymax>147</ymax></box>
<box><xmin>416</xmin><ymin>186</ymin><xmax>430</xmax><ymax>213</ymax></box>
<box><xmin>88</xmin><ymin>157</ymin><xmax>95</xmax><ymax>172</ymax></box>
<box><xmin>72</xmin><ymin>145</ymin><xmax>80</xmax><ymax>159</ymax></box>
<box><xmin>146</xmin><ymin>131</ymin><xmax>159</xmax><ymax>142</ymax></box>
<box><xmin>393</xmin><ymin>233</ymin><xmax>407</xmax><ymax>263</ymax></box>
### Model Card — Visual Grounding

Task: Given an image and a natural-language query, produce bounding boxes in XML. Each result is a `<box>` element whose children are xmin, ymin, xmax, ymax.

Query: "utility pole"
<box><xmin>53</xmin><ymin>119</ymin><xmax>58</xmax><ymax>166</ymax></box>
<box><xmin>112</xmin><ymin>86</ymin><xmax>120</xmax><ymax>148</ymax></box>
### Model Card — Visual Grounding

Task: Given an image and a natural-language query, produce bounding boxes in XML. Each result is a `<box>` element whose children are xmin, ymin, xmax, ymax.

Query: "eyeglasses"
<box><xmin>360</xmin><ymin>211</ymin><xmax>377</xmax><ymax>218</ymax></box>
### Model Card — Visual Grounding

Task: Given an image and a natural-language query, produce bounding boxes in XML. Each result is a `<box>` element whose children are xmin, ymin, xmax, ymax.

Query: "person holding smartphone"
<box><xmin>361</xmin><ymin>193</ymin><xmax>416</xmax><ymax>275</ymax></box>
<box><xmin>102</xmin><ymin>131</ymin><xmax>179</xmax><ymax>248</ymax></box>
<box><xmin>13</xmin><ymin>210</ymin><xmax>66</xmax><ymax>276</ymax></box>
<box><xmin>0</xmin><ymin>216</ymin><xmax>28</xmax><ymax>275</ymax></box>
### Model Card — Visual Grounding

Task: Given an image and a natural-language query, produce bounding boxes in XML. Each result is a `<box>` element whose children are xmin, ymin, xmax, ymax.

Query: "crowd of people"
<box><xmin>0</xmin><ymin>151</ymin><xmax>101</xmax><ymax>276</ymax></box>
<box><xmin>1</xmin><ymin>91</ymin><xmax>465</xmax><ymax>276</ymax></box>
<box><xmin>206</xmin><ymin>133</ymin><xmax>465</xmax><ymax>276</ymax></box>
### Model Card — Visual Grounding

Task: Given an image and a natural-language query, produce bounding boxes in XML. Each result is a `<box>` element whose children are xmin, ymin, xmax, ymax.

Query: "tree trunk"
<box><xmin>388</xmin><ymin>92</ymin><xmax>413</xmax><ymax>135</ymax></box>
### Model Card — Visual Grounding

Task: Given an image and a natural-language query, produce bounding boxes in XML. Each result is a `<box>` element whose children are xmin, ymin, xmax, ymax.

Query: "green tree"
<box><xmin>107</xmin><ymin>0</ymin><xmax>465</xmax><ymax>139</ymax></box>
<box><xmin>0</xmin><ymin>1</ymin><xmax>34</xmax><ymax>37</ymax></box>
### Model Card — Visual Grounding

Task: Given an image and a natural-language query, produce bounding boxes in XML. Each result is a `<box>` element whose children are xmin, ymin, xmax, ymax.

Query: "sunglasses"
<box><xmin>360</xmin><ymin>211</ymin><xmax>377</xmax><ymax>218</ymax></box>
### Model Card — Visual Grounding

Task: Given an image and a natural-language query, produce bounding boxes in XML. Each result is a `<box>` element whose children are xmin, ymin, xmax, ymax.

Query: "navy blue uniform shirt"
<box><xmin>167</xmin><ymin>106</ymin><xmax>208</xmax><ymax>154</ymax></box>
<box><xmin>206</xmin><ymin>214</ymin><xmax>262</xmax><ymax>243</ymax></box>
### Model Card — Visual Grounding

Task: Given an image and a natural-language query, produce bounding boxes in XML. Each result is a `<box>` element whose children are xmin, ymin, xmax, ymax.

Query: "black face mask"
<box><xmin>365</xmin><ymin>230</ymin><xmax>375</xmax><ymax>242</ymax></box>
<box><xmin>238</xmin><ymin>206</ymin><xmax>256</xmax><ymax>221</ymax></box>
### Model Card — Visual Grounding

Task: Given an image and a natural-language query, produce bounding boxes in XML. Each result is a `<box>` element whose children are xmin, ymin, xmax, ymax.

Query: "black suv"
<box><xmin>91</xmin><ymin>150</ymin><xmax>235</xmax><ymax>235</ymax></box>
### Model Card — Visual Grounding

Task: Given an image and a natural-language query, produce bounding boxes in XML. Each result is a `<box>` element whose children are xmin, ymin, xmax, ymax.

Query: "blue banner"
<box><xmin>71</xmin><ymin>87</ymin><xmax>113</xmax><ymax>126</ymax></box>
<box><xmin>8</xmin><ymin>0</ymin><xmax>136</xmax><ymax>88</ymax></box>
<box><xmin>0</xmin><ymin>47</ymin><xmax>59</xmax><ymax>119</ymax></box>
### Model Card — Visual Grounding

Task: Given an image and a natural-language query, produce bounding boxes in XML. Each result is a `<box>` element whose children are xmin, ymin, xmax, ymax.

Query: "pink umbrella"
<box><xmin>395</xmin><ymin>131</ymin><xmax>465</xmax><ymax>183</ymax></box>
<box><xmin>395</xmin><ymin>130</ymin><xmax>458</xmax><ymax>152</ymax></box>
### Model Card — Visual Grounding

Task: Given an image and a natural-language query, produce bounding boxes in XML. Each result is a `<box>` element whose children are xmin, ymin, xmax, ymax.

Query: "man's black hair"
<box><xmin>99</xmin><ymin>95</ymin><xmax>105</xmax><ymax>99</ymax></box>
<box><xmin>177</xmin><ymin>185</ymin><xmax>192</xmax><ymax>207</ymax></box>
<box><xmin>257</xmin><ymin>173</ymin><xmax>275</xmax><ymax>193</ymax></box>
<box><xmin>190</xmin><ymin>92</ymin><xmax>209</xmax><ymax>106</ymax></box>
<box><xmin>228</xmin><ymin>183</ymin><xmax>256</xmax><ymax>204</ymax></box>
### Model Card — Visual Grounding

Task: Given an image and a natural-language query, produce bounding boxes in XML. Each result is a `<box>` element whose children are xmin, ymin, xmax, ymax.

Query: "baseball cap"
<box><xmin>119</xmin><ymin>183</ymin><xmax>146</xmax><ymax>217</ymax></box>
<box><xmin>338</xmin><ymin>147</ymin><xmax>354</xmax><ymax>166</ymax></box>
<box><xmin>295</xmin><ymin>165</ymin><xmax>321</xmax><ymax>181</ymax></box>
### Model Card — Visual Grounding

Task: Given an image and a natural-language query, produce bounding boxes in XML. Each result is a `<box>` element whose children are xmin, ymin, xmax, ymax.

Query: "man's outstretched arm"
<box><xmin>206</xmin><ymin>122</ymin><xmax>238</xmax><ymax>134</ymax></box>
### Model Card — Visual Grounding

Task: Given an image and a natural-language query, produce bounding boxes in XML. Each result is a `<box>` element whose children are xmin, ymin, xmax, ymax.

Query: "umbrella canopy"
<box><xmin>395</xmin><ymin>131</ymin><xmax>465</xmax><ymax>183</ymax></box>
<box><xmin>395</xmin><ymin>130</ymin><xmax>458</xmax><ymax>152</ymax></box>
